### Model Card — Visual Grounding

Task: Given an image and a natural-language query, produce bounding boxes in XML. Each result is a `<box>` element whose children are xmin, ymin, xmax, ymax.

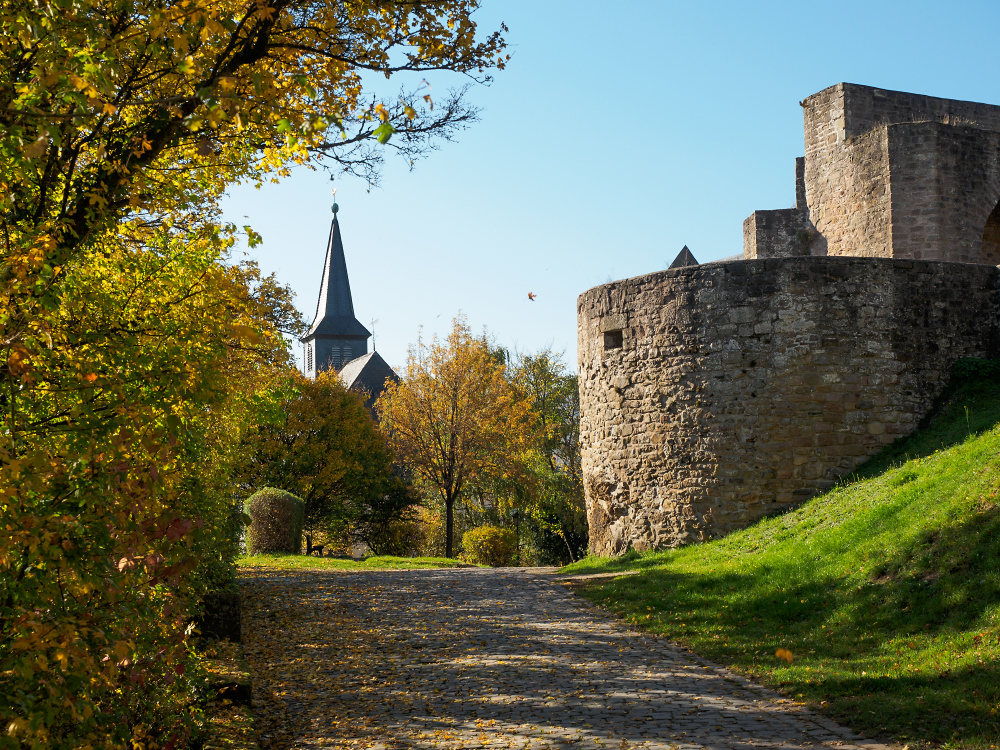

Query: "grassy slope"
<box><xmin>236</xmin><ymin>554</ymin><xmax>474</xmax><ymax>571</ymax></box>
<box><xmin>564</xmin><ymin>372</ymin><xmax>1000</xmax><ymax>748</ymax></box>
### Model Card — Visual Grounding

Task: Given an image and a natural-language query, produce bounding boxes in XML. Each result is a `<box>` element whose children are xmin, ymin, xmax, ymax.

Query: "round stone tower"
<box><xmin>578</xmin><ymin>256</ymin><xmax>1000</xmax><ymax>556</ymax></box>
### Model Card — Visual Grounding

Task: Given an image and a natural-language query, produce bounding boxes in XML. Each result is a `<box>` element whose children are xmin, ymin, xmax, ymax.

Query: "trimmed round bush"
<box><xmin>461</xmin><ymin>526</ymin><xmax>518</xmax><ymax>567</ymax></box>
<box><xmin>245</xmin><ymin>488</ymin><xmax>305</xmax><ymax>554</ymax></box>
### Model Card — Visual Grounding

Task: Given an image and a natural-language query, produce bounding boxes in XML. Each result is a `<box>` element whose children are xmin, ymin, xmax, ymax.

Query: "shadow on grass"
<box><xmin>580</xmin><ymin>500</ymin><xmax>1000</xmax><ymax>745</ymax></box>
<box><xmin>559</xmin><ymin>548</ymin><xmax>673</xmax><ymax>576</ymax></box>
<box><xmin>818</xmin><ymin>664</ymin><xmax>1000</xmax><ymax>744</ymax></box>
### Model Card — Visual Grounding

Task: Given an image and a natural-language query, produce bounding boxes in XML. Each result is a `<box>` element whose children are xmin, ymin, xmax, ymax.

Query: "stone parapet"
<box><xmin>577</xmin><ymin>257</ymin><xmax>1000</xmax><ymax>556</ymax></box>
<box><xmin>743</xmin><ymin>208</ymin><xmax>811</xmax><ymax>259</ymax></box>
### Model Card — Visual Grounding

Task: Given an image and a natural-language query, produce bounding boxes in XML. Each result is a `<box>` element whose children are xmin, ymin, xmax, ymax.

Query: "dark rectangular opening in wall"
<box><xmin>604</xmin><ymin>330</ymin><xmax>623</xmax><ymax>350</ymax></box>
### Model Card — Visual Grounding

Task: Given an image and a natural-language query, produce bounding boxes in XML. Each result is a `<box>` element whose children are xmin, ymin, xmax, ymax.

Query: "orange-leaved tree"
<box><xmin>376</xmin><ymin>316</ymin><xmax>536</xmax><ymax>558</ymax></box>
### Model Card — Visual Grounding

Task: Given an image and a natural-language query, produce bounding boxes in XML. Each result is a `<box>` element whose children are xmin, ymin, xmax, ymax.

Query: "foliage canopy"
<box><xmin>511</xmin><ymin>351</ymin><xmax>587</xmax><ymax>563</ymax></box>
<box><xmin>461</xmin><ymin>525</ymin><xmax>517</xmax><ymax>567</ymax></box>
<box><xmin>236</xmin><ymin>371</ymin><xmax>418</xmax><ymax>554</ymax></box>
<box><xmin>0</xmin><ymin>0</ymin><xmax>508</xmax><ymax>746</ymax></box>
<box><xmin>376</xmin><ymin>315</ymin><xmax>536</xmax><ymax>558</ymax></box>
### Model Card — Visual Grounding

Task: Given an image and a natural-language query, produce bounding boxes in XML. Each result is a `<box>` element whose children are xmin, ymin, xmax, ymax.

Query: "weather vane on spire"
<box><xmin>331</xmin><ymin>187</ymin><xmax>339</xmax><ymax>215</ymax></box>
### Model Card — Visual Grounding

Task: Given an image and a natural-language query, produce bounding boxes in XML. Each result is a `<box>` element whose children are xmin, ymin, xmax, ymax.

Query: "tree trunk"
<box><xmin>515</xmin><ymin>514</ymin><xmax>521</xmax><ymax>562</ymax></box>
<box><xmin>560</xmin><ymin>524</ymin><xmax>576</xmax><ymax>564</ymax></box>
<box><xmin>445</xmin><ymin>498</ymin><xmax>454</xmax><ymax>558</ymax></box>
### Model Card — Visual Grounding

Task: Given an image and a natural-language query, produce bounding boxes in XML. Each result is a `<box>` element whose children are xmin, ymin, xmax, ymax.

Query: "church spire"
<box><xmin>301</xmin><ymin>199</ymin><xmax>371</xmax><ymax>377</ymax></box>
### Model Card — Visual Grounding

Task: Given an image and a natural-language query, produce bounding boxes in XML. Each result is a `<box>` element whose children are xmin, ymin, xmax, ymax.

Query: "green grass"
<box><xmin>564</xmin><ymin>370</ymin><xmax>1000</xmax><ymax>748</ymax></box>
<box><xmin>237</xmin><ymin>554</ymin><xmax>474</xmax><ymax>570</ymax></box>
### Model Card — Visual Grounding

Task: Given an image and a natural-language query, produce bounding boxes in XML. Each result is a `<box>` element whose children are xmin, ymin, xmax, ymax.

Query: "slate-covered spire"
<box><xmin>304</xmin><ymin>205</ymin><xmax>371</xmax><ymax>340</ymax></box>
<box><xmin>301</xmin><ymin>201</ymin><xmax>371</xmax><ymax>379</ymax></box>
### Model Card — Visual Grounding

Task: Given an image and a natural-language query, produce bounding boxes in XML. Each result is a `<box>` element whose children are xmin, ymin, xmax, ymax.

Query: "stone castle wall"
<box><xmin>886</xmin><ymin>123</ymin><xmax>1000</xmax><ymax>264</ymax></box>
<box><xmin>743</xmin><ymin>208</ymin><xmax>810</xmax><ymax>259</ymax></box>
<box><xmin>744</xmin><ymin>158</ymin><xmax>811</xmax><ymax>260</ymax></box>
<box><xmin>797</xmin><ymin>84</ymin><xmax>1000</xmax><ymax>264</ymax></box>
<box><xmin>578</xmin><ymin>257</ymin><xmax>1000</xmax><ymax>556</ymax></box>
<box><xmin>811</xmin><ymin>124</ymin><xmax>892</xmax><ymax>258</ymax></box>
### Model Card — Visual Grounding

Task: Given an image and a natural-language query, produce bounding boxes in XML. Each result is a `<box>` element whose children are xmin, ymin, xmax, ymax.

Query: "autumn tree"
<box><xmin>1</xmin><ymin>1</ymin><xmax>508</xmax><ymax>746</ymax></box>
<box><xmin>235</xmin><ymin>370</ymin><xmax>418</xmax><ymax>554</ymax></box>
<box><xmin>513</xmin><ymin>351</ymin><xmax>587</xmax><ymax>563</ymax></box>
<box><xmin>376</xmin><ymin>316</ymin><xmax>536</xmax><ymax>558</ymax></box>
<box><xmin>0</xmin><ymin>237</ymin><xmax>295</xmax><ymax>748</ymax></box>
<box><xmin>458</xmin><ymin>348</ymin><xmax>586</xmax><ymax>564</ymax></box>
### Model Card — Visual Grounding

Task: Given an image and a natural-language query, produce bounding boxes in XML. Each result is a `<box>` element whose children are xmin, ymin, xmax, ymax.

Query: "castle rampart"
<box><xmin>578</xmin><ymin>257</ymin><xmax>999</xmax><ymax>556</ymax></box>
<box><xmin>581</xmin><ymin>84</ymin><xmax>1000</xmax><ymax>556</ymax></box>
<box><xmin>749</xmin><ymin>83</ymin><xmax>1000</xmax><ymax>264</ymax></box>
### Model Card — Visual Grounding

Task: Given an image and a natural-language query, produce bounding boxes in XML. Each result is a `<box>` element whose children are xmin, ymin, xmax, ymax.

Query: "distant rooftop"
<box><xmin>668</xmin><ymin>246</ymin><xmax>699</xmax><ymax>269</ymax></box>
<box><xmin>339</xmin><ymin>351</ymin><xmax>400</xmax><ymax>413</ymax></box>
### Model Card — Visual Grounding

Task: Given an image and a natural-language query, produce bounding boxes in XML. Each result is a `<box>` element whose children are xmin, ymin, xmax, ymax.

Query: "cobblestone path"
<box><xmin>242</xmin><ymin>567</ymin><xmax>886</xmax><ymax>750</ymax></box>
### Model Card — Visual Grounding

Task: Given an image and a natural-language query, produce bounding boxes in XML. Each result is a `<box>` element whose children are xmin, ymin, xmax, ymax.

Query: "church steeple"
<box><xmin>301</xmin><ymin>200</ymin><xmax>371</xmax><ymax>378</ymax></box>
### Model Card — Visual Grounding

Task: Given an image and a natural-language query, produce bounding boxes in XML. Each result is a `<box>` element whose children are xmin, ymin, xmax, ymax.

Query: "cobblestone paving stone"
<box><xmin>242</xmin><ymin>567</ymin><xmax>889</xmax><ymax>750</ymax></box>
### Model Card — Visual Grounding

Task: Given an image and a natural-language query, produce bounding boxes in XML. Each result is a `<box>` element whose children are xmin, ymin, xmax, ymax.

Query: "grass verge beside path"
<box><xmin>563</xmin><ymin>368</ymin><xmax>1000</xmax><ymax>749</ymax></box>
<box><xmin>237</xmin><ymin>554</ymin><xmax>473</xmax><ymax>571</ymax></box>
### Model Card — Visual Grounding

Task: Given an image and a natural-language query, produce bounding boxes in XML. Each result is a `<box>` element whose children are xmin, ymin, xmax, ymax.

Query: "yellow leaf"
<box><xmin>24</xmin><ymin>134</ymin><xmax>49</xmax><ymax>159</ymax></box>
<box><xmin>8</xmin><ymin>346</ymin><xmax>31</xmax><ymax>376</ymax></box>
<box><xmin>231</xmin><ymin>323</ymin><xmax>261</xmax><ymax>344</ymax></box>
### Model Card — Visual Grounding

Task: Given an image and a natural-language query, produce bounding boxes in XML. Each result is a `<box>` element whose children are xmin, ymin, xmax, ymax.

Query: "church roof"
<box><xmin>339</xmin><ymin>351</ymin><xmax>400</xmax><ymax>410</ymax></box>
<box><xmin>302</xmin><ymin>214</ymin><xmax>371</xmax><ymax>341</ymax></box>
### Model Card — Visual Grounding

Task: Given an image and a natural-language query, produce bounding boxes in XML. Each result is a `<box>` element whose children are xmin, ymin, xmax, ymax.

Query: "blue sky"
<box><xmin>220</xmin><ymin>0</ymin><xmax>1000</xmax><ymax>373</ymax></box>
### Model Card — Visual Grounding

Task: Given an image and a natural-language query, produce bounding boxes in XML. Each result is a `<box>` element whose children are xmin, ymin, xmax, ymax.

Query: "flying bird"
<box><xmin>527</xmin><ymin>292</ymin><xmax>537</xmax><ymax>301</ymax></box>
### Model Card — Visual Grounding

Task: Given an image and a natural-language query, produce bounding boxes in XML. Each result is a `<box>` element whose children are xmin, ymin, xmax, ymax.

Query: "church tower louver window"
<box><xmin>299</xmin><ymin>197</ymin><xmax>371</xmax><ymax>378</ymax></box>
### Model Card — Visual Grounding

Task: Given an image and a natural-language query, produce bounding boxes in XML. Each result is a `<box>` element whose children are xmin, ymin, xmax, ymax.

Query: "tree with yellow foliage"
<box><xmin>1</xmin><ymin>1</ymin><xmax>508</xmax><ymax>746</ymax></box>
<box><xmin>376</xmin><ymin>316</ymin><xmax>536</xmax><ymax>558</ymax></box>
<box><xmin>235</xmin><ymin>370</ymin><xmax>419</xmax><ymax>554</ymax></box>
<box><xmin>457</xmin><ymin>348</ymin><xmax>586</xmax><ymax>564</ymax></box>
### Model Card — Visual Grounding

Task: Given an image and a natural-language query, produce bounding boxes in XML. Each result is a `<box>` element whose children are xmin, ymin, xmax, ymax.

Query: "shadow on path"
<box><xmin>241</xmin><ymin>567</ymin><xmax>888</xmax><ymax>750</ymax></box>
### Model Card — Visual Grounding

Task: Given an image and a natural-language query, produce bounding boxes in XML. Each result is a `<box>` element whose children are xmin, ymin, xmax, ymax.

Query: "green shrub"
<box><xmin>246</xmin><ymin>488</ymin><xmax>304</xmax><ymax>554</ymax></box>
<box><xmin>363</xmin><ymin>512</ymin><xmax>428</xmax><ymax>557</ymax></box>
<box><xmin>461</xmin><ymin>525</ymin><xmax>518</xmax><ymax>567</ymax></box>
